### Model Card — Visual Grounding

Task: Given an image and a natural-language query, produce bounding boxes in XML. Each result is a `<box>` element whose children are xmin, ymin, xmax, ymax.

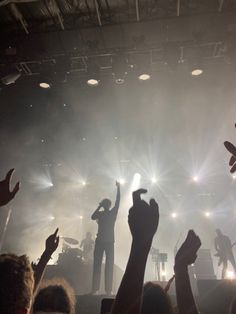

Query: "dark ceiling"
<box><xmin>0</xmin><ymin>0</ymin><xmax>235</xmax><ymax>34</ymax></box>
<box><xmin>0</xmin><ymin>1</ymin><xmax>236</xmax><ymax>84</ymax></box>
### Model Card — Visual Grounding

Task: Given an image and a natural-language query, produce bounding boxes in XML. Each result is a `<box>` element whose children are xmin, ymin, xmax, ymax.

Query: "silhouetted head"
<box><xmin>86</xmin><ymin>232</ymin><xmax>92</xmax><ymax>239</ymax></box>
<box><xmin>0</xmin><ymin>254</ymin><xmax>34</xmax><ymax>314</ymax></box>
<box><xmin>33</xmin><ymin>278</ymin><xmax>75</xmax><ymax>314</ymax></box>
<box><xmin>101</xmin><ymin>198</ymin><xmax>112</xmax><ymax>211</ymax></box>
<box><xmin>216</xmin><ymin>229</ymin><xmax>222</xmax><ymax>236</ymax></box>
<box><xmin>141</xmin><ymin>282</ymin><xmax>174</xmax><ymax>314</ymax></box>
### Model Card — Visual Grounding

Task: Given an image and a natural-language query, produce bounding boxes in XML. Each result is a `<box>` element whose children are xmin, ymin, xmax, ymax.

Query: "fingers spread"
<box><xmin>11</xmin><ymin>182</ymin><xmax>20</xmax><ymax>198</ymax></box>
<box><xmin>229</xmin><ymin>155</ymin><xmax>236</xmax><ymax>166</ymax></box>
<box><xmin>5</xmin><ymin>168</ymin><xmax>15</xmax><ymax>185</ymax></box>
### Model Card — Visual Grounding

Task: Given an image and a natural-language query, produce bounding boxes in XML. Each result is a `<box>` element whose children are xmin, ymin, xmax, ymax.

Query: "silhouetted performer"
<box><xmin>80</xmin><ymin>232</ymin><xmax>94</xmax><ymax>263</ymax></box>
<box><xmin>214</xmin><ymin>229</ymin><xmax>236</xmax><ymax>279</ymax></box>
<box><xmin>91</xmin><ymin>181</ymin><xmax>120</xmax><ymax>294</ymax></box>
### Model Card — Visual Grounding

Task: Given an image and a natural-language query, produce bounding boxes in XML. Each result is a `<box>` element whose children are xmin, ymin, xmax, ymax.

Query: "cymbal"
<box><xmin>62</xmin><ymin>237</ymin><xmax>79</xmax><ymax>245</ymax></box>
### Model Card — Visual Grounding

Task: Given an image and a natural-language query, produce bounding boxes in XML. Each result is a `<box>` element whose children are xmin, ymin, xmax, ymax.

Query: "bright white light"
<box><xmin>191</xmin><ymin>69</ymin><xmax>203</xmax><ymax>76</ymax></box>
<box><xmin>233</xmin><ymin>174</ymin><xmax>236</xmax><ymax>180</ymax></box>
<box><xmin>134</xmin><ymin>173</ymin><xmax>141</xmax><ymax>180</ymax></box>
<box><xmin>204</xmin><ymin>211</ymin><xmax>211</xmax><ymax>217</ymax></box>
<box><xmin>131</xmin><ymin>173</ymin><xmax>141</xmax><ymax>191</ymax></box>
<box><xmin>192</xmin><ymin>176</ymin><xmax>199</xmax><ymax>182</ymax></box>
<box><xmin>138</xmin><ymin>74</ymin><xmax>151</xmax><ymax>81</ymax></box>
<box><xmin>49</xmin><ymin>215</ymin><xmax>55</xmax><ymax>220</ymax></box>
<box><xmin>161</xmin><ymin>271</ymin><xmax>167</xmax><ymax>277</ymax></box>
<box><xmin>30</xmin><ymin>174</ymin><xmax>54</xmax><ymax>190</ymax></box>
<box><xmin>79</xmin><ymin>215</ymin><xmax>83</xmax><ymax>220</ymax></box>
<box><xmin>151</xmin><ymin>177</ymin><xmax>157</xmax><ymax>183</ymax></box>
<box><xmin>39</xmin><ymin>82</ymin><xmax>50</xmax><ymax>89</ymax></box>
<box><xmin>82</xmin><ymin>181</ymin><xmax>87</xmax><ymax>186</ymax></box>
<box><xmin>226</xmin><ymin>270</ymin><xmax>235</xmax><ymax>279</ymax></box>
<box><xmin>118</xmin><ymin>178</ymin><xmax>126</xmax><ymax>185</ymax></box>
<box><xmin>87</xmin><ymin>79</ymin><xmax>99</xmax><ymax>86</ymax></box>
<box><xmin>171</xmin><ymin>212</ymin><xmax>177</xmax><ymax>218</ymax></box>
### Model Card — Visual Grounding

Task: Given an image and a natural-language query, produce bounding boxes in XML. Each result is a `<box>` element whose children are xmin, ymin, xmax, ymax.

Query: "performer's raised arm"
<box><xmin>112</xmin><ymin>181</ymin><xmax>120</xmax><ymax>216</ymax></box>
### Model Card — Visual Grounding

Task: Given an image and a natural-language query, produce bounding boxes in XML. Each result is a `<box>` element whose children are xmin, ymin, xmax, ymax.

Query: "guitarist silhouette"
<box><xmin>214</xmin><ymin>229</ymin><xmax>236</xmax><ymax>279</ymax></box>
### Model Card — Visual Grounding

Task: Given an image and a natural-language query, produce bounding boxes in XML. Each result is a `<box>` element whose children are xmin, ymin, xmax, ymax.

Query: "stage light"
<box><xmin>151</xmin><ymin>177</ymin><xmax>157</xmax><ymax>184</ymax></box>
<box><xmin>87</xmin><ymin>78</ymin><xmax>99</xmax><ymax>86</ymax></box>
<box><xmin>79</xmin><ymin>215</ymin><xmax>83</xmax><ymax>220</ymax></box>
<box><xmin>134</xmin><ymin>173</ymin><xmax>141</xmax><ymax>180</ymax></box>
<box><xmin>131</xmin><ymin>173</ymin><xmax>141</xmax><ymax>191</ymax></box>
<box><xmin>171</xmin><ymin>212</ymin><xmax>177</xmax><ymax>218</ymax></box>
<box><xmin>49</xmin><ymin>215</ymin><xmax>55</xmax><ymax>220</ymax></box>
<box><xmin>39</xmin><ymin>82</ymin><xmax>51</xmax><ymax>89</ymax></box>
<box><xmin>138</xmin><ymin>73</ymin><xmax>151</xmax><ymax>81</ymax></box>
<box><xmin>82</xmin><ymin>181</ymin><xmax>87</xmax><ymax>186</ymax></box>
<box><xmin>191</xmin><ymin>68</ymin><xmax>203</xmax><ymax>76</ymax></box>
<box><xmin>226</xmin><ymin>270</ymin><xmax>234</xmax><ymax>279</ymax></box>
<box><xmin>192</xmin><ymin>175</ymin><xmax>199</xmax><ymax>182</ymax></box>
<box><xmin>233</xmin><ymin>174</ymin><xmax>236</xmax><ymax>180</ymax></box>
<box><xmin>118</xmin><ymin>178</ymin><xmax>126</xmax><ymax>185</ymax></box>
<box><xmin>204</xmin><ymin>211</ymin><xmax>211</xmax><ymax>217</ymax></box>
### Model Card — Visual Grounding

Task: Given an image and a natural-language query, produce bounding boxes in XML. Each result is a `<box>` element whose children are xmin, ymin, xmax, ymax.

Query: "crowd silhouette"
<box><xmin>0</xmin><ymin>124</ymin><xmax>236</xmax><ymax>314</ymax></box>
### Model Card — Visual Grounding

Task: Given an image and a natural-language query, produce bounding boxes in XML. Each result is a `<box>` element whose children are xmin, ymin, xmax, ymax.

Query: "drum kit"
<box><xmin>57</xmin><ymin>236</ymin><xmax>83</xmax><ymax>265</ymax></box>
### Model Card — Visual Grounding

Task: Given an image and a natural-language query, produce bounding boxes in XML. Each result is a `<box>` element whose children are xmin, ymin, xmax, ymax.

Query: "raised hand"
<box><xmin>0</xmin><ymin>169</ymin><xmax>20</xmax><ymax>206</ymax></box>
<box><xmin>45</xmin><ymin>228</ymin><xmax>59</xmax><ymax>256</ymax></box>
<box><xmin>116</xmin><ymin>181</ymin><xmax>120</xmax><ymax>188</ymax></box>
<box><xmin>128</xmin><ymin>188</ymin><xmax>159</xmax><ymax>244</ymax></box>
<box><xmin>175</xmin><ymin>230</ymin><xmax>201</xmax><ymax>270</ymax></box>
<box><xmin>224</xmin><ymin>124</ymin><xmax>236</xmax><ymax>173</ymax></box>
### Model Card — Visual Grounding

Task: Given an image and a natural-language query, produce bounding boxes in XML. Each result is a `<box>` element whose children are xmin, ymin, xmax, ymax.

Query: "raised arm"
<box><xmin>0</xmin><ymin>169</ymin><xmax>20</xmax><ymax>207</ymax></box>
<box><xmin>112</xmin><ymin>181</ymin><xmax>120</xmax><ymax>216</ymax></box>
<box><xmin>91</xmin><ymin>204</ymin><xmax>102</xmax><ymax>220</ymax></box>
<box><xmin>111</xmin><ymin>188</ymin><xmax>159</xmax><ymax>314</ymax></box>
<box><xmin>174</xmin><ymin>230</ymin><xmax>201</xmax><ymax>314</ymax></box>
<box><xmin>33</xmin><ymin>228</ymin><xmax>59</xmax><ymax>293</ymax></box>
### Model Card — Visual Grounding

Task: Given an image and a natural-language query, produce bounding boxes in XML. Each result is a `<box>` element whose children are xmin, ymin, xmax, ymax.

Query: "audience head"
<box><xmin>0</xmin><ymin>253</ymin><xmax>34</xmax><ymax>314</ymax></box>
<box><xmin>33</xmin><ymin>278</ymin><xmax>76</xmax><ymax>314</ymax></box>
<box><xmin>101</xmin><ymin>198</ymin><xmax>112</xmax><ymax>211</ymax></box>
<box><xmin>142</xmin><ymin>282</ymin><xmax>174</xmax><ymax>314</ymax></box>
<box><xmin>216</xmin><ymin>229</ymin><xmax>222</xmax><ymax>236</ymax></box>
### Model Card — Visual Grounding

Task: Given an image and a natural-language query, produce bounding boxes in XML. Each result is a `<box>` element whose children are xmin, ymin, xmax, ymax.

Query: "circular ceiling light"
<box><xmin>39</xmin><ymin>82</ymin><xmax>51</xmax><ymax>89</ymax></box>
<box><xmin>138</xmin><ymin>73</ymin><xmax>151</xmax><ymax>81</ymax></box>
<box><xmin>87</xmin><ymin>78</ymin><xmax>99</xmax><ymax>86</ymax></box>
<box><xmin>191</xmin><ymin>68</ymin><xmax>203</xmax><ymax>76</ymax></box>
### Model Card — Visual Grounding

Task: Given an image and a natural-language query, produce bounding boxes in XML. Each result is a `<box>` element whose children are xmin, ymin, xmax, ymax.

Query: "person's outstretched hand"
<box><xmin>175</xmin><ymin>230</ymin><xmax>201</xmax><ymax>270</ymax></box>
<box><xmin>224</xmin><ymin>124</ymin><xmax>236</xmax><ymax>173</ymax></box>
<box><xmin>45</xmin><ymin>228</ymin><xmax>59</xmax><ymax>256</ymax></box>
<box><xmin>0</xmin><ymin>169</ymin><xmax>20</xmax><ymax>207</ymax></box>
<box><xmin>128</xmin><ymin>188</ymin><xmax>159</xmax><ymax>244</ymax></box>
